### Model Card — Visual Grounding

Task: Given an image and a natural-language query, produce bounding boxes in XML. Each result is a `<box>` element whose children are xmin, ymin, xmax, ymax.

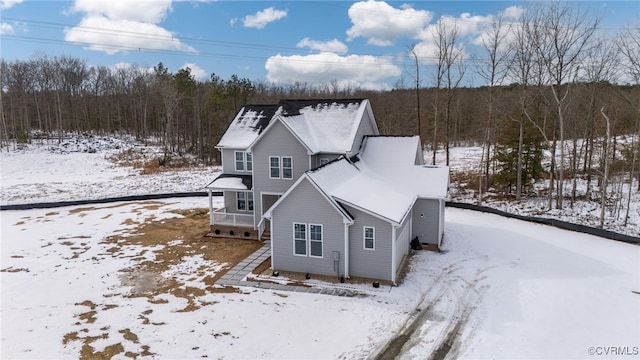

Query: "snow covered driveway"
<box><xmin>392</xmin><ymin>209</ymin><xmax>640</xmax><ymax>359</ymax></box>
<box><xmin>2</xmin><ymin>199</ymin><xmax>638</xmax><ymax>359</ymax></box>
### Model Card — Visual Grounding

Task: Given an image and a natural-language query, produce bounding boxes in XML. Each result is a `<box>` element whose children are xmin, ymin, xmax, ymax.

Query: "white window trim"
<box><xmin>364</xmin><ymin>226</ymin><xmax>375</xmax><ymax>250</ymax></box>
<box><xmin>292</xmin><ymin>222</ymin><xmax>323</xmax><ymax>258</ymax></box>
<box><xmin>269</xmin><ymin>156</ymin><xmax>293</xmax><ymax>180</ymax></box>
<box><xmin>236</xmin><ymin>191</ymin><xmax>253</xmax><ymax>212</ymax></box>
<box><xmin>234</xmin><ymin>151</ymin><xmax>252</xmax><ymax>172</ymax></box>
<box><xmin>234</xmin><ymin>151</ymin><xmax>245</xmax><ymax>172</ymax></box>
<box><xmin>293</xmin><ymin>222</ymin><xmax>307</xmax><ymax>256</ymax></box>
<box><xmin>246</xmin><ymin>152</ymin><xmax>252</xmax><ymax>171</ymax></box>
<box><xmin>269</xmin><ymin>156</ymin><xmax>280</xmax><ymax>179</ymax></box>
<box><xmin>309</xmin><ymin>223</ymin><xmax>323</xmax><ymax>258</ymax></box>
<box><xmin>282</xmin><ymin>156</ymin><xmax>293</xmax><ymax>180</ymax></box>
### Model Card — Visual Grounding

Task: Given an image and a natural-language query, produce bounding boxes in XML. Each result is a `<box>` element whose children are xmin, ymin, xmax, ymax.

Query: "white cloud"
<box><xmin>296</xmin><ymin>38</ymin><xmax>348</xmax><ymax>54</ymax></box>
<box><xmin>1</xmin><ymin>22</ymin><xmax>14</xmax><ymax>35</ymax></box>
<box><xmin>501</xmin><ymin>5</ymin><xmax>526</xmax><ymax>21</ymax></box>
<box><xmin>346</xmin><ymin>0</ymin><xmax>433</xmax><ymax>46</ymax></box>
<box><xmin>71</xmin><ymin>0</ymin><xmax>172</xmax><ymax>23</ymax></box>
<box><xmin>0</xmin><ymin>0</ymin><xmax>23</xmax><ymax>10</ymax></box>
<box><xmin>66</xmin><ymin>0</ymin><xmax>194</xmax><ymax>55</ymax></box>
<box><xmin>65</xmin><ymin>16</ymin><xmax>195</xmax><ymax>55</ymax></box>
<box><xmin>181</xmin><ymin>62</ymin><xmax>208</xmax><ymax>81</ymax></box>
<box><xmin>265</xmin><ymin>52</ymin><xmax>401</xmax><ymax>90</ymax></box>
<box><xmin>243</xmin><ymin>7</ymin><xmax>287</xmax><ymax>29</ymax></box>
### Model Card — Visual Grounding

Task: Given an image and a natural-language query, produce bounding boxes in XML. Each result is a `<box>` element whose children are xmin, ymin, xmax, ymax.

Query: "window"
<box><xmin>270</xmin><ymin>157</ymin><xmax>280</xmax><ymax>179</ymax></box>
<box><xmin>246</xmin><ymin>153</ymin><xmax>252</xmax><ymax>171</ymax></box>
<box><xmin>293</xmin><ymin>223</ymin><xmax>323</xmax><ymax>258</ymax></box>
<box><xmin>364</xmin><ymin>226</ymin><xmax>375</xmax><ymax>250</ymax></box>
<box><xmin>294</xmin><ymin>223</ymin><xmax>306</xmax><ymax>256</ymax></box>
<box><xmin>282</xmin><ymin>157</ymin><xmax>293</xmax><ymax>179</ymax></box>
<box><xmin>247</xmin><ymin>192</ymin><xmax>254</xmax><ymax>211</ymax></box>
<box><xmin>269</xmin><ymin>156</ymin><xmax>293</xmax><ymax>179</ymax></box>
<box><xmin>309</xmin><ymin>224</ymin><xmax>323</xmax><ymax>257</ymax></box>
<box><xmin>320</xmin><ymin>158</ymin><xmax>330</xmax><ymax>166</ymax></box>
<box><xmin>235</xmin><ymin>151</ymin><xmax>245</xmax><ymax>171</ymax></box>
<box><xmin>237</xmin><ymin>191</ymin><xmax>253</xmax><ymax>211</ymax></box>
<box><xmin>234</xmin><ymin>151</ymin><xmax>251</xmax><ymax>172</ymax></box>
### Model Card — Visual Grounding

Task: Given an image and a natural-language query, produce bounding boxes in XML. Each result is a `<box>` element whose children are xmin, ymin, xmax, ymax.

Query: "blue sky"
<box><xmin>1</xmin><ymin>0</ymin><xmax>639</xmax><ymax>90</ymax></box>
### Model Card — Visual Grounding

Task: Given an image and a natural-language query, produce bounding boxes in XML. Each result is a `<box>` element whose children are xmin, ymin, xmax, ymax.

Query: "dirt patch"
<box><xmin>102</xmin><ymin>207</ymin><xmax>263</xmax><ymax>300</ymax></box>
<box><xmin>62</xmin><ymin>205</ymin><xmax>263</xmax><ymax>359</ymax></box>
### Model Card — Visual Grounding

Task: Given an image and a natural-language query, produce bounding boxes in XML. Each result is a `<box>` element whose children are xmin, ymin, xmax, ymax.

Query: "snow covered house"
<box><xmin>205</xmin><ymin>99</ymin><xmax>449</xmax><ymax>283</ymax></box>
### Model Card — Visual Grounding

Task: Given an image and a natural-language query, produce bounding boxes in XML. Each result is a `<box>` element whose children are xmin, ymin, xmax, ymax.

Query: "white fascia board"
<box><xmin>332</xmin><ymin>196</ymin><xmax>400</xmax><ymax>227</ymax></box>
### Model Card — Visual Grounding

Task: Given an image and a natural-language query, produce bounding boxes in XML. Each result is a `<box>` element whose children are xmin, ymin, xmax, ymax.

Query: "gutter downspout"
<box><xmin>344</xmin><ymin>222</ymin><xmax>351</xmax><ymax>278</ymax></box>
<box><xmin>391</xmin><ymin>224</ymin><xmax>397</xmax><ymax>285</ymax></box>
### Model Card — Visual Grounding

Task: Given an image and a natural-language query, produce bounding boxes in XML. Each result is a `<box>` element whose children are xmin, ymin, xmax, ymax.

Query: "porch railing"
<box><xmin>212</xmin><ymin>207</ymin><xmax>254</xmax><ymax>227</ymax></box>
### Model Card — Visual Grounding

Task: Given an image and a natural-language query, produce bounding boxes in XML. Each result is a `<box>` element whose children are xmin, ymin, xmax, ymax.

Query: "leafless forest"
<box><xmin>2</xmin><ymin>3</ymin><xmax>639</xmax><ymax>228</ymax></box>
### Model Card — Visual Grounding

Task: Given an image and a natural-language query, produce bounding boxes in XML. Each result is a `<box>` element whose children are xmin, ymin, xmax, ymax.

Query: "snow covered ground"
<box><xmin>436</xmin><ymin>145</ymin><xmax>640</xmax><ymax>237</ymax></box>
<box><xmin>0</xmin><ymin>136</ymin><xmax>219</xmax><ymax>205</ymax></box>
<box><xmin>1</xmin><ymin>137</ymin><xmax>639</xmax><ymax>359</ymax></box>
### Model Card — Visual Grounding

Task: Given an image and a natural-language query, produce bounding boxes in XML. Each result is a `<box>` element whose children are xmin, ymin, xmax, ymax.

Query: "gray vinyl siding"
<box><xmin>221</xmin><ymin>148</ymin><xmax>252</xmax><ymax>175</ymax></box>
<box><xmin>343</xmin><ymin>204</ymin><xmax>394</xmax><ymax>281</ymax></box>
<box><xmin>348</xmin><ymin>110</ymin><xmax>377</xmax><ymax>154</ymax></box>
<box><xmin>394</xmin><ymin>213</ymin><xmax>411</xmax><ymax>272</ymax></box>
<box><xmin>252</xmin><ymin>120</ymin><xmax>311</xmax><ymax>227</ymax></box>
<box><xmin>271</xmin><ymin>178</ymin><xmax>346</xmax><ymax>277</ymax></box>
<box><xmin>412</xmin><ymin>198</ymin><xmax>440</xmax><ymax>244</ymax></box>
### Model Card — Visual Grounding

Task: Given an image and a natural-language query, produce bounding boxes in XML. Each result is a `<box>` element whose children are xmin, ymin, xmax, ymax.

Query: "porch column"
<box><xmin>208</xmin><ymin>190</ymin><xmax>214</xmax><ymax>225</ymax></box>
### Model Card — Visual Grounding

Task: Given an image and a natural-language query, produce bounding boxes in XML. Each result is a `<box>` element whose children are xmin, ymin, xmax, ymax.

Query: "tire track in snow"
<box><xmin>372</xmin><ymin>261</ymin><xmax>491</xmax><ymax>360</ymax></box>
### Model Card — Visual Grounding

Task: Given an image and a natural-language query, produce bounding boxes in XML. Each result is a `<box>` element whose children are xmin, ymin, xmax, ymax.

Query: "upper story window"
<box><xmin>246</xmin><ymin>153</ymin><xmax>253</xmax><ymax>171</ymax></box>
<box><xmin>282</xmin><ymin>157</ymin><xmax>293</xmax><ymax>179</ymax></box>
<box><xmin>269</xmin><ymin>156</ymin><xmax>293</xmax><ymax>179</ymax></box>
<box><xmin>269</xmin><ymin>157</ymin><xmax>280</xmax><ymax>178</ymax></box>
<box><xmin>234</xmin><ymin>151</ymin><xmax>251</xmax><ymax>172</ymax></box>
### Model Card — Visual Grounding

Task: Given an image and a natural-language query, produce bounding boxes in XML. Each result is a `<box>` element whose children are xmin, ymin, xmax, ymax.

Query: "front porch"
<box><xmin>208</xmin><ymin>207</ymin><xmax>259</xmax><ymax>239</ymax></box>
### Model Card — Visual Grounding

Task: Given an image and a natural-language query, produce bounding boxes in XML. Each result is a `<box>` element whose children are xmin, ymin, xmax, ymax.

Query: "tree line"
<box><xmin>1</xmin><ymin>3</ymin><xmax>638</xmax><ymax>228</ymax></box>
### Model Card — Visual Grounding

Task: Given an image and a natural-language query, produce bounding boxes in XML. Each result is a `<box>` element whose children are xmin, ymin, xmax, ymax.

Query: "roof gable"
<box><xmin>359</xmin><ymin>136</ymin><xmax>423</xmax><ymax>166</ymax></box>
<box><xmin>243</xmin><ymin>98</ymin><xmax>378</xmax><ymax>155</ymax></box>
<box><xmin>263</xmin><ymin>174</ymin><xmax>354</xmax><ymax>224</ymax></box>
<box><xmin>278</xmin><ymin>99</ymin><xmax>373</xmax><ymax>154</ymax></box>
<box><xmin>216</xmin><ymin>105</ymin><xmax>280</xmax><ymax>149</ymax></box>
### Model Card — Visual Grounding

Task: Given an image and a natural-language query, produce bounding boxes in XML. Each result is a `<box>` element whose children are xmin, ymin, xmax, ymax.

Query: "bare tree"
<box><xmin>533</xmin><ymin>2</ymin><xmax>601</xmax><ymax>209</ymax></box>
<box><xmin>431</xmin><ymin>18</ymin><xmax>465</xmax><ymax>166</ymax></box>
<box><xmin>580</xmin><ymin>35</ymin><xmax>619</xmax><ymax>205</ymax></box>
<box><xmin>408</xmin><ymin>44</ymin><xmax>423</xmax><ymax>147</ymax></box>
<box><xmin>476</xmin><ymin>12</ymin><xmax>513</xmax><ymax>201</ymax></box>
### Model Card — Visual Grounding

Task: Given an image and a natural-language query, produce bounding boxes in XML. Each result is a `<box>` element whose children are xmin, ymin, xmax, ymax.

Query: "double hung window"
<box><xmin>269</xmin><ymin>156</ymin><xmax>293</xmax><ymax>179</ymax></box>
<box><xmin>293</xmin><ymin>223</ymin><xmax>323</xmax><ymax>257</ymax></box>
<box><xmin>364</xmin><ymin>226</ymin><xmax>375</xmax><ymax>250</ymax></box>
<box><xmin>235</xmin><ymin>151</ymin><xmax>252</xmax><ymax>172</ymax></box>
<box><xmin>237</xmin><ymin>191</ymin><xmax>254</xmax><ymax>211</ymax></box>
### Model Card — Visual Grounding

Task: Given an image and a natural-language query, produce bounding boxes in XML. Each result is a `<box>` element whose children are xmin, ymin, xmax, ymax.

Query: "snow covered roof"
<box><xmin>220</xmin><ymin>99</ymin><xmax>376</xmax><ymax>153</ymax></box>
<box><xmin>216</xmin><ymin>105</ymin><xmax>280</xmax><ymax>149</ymax></box>
<box><xmin>276</xmin><ymin>99</ymin><xmax>372</xmax><ymax>154</ymax></box>
<box><xmin>304</xmin><ymin>146</ymin><xmax>449</xmax><ymax>225</ymax></box>
<box><xmin>358</xmin><ymin>136</ymin><xmax>422</xmax><ymax>166</ymax></box>
<box><xmin>306</xmin><ymin>159</ymin><xmax>407</xmax><ymax>224</ymax></box>
<box><xmin>204</xmin><ymin>174</ymin><xmax>252</xmax><ymax>191</ymax></box>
